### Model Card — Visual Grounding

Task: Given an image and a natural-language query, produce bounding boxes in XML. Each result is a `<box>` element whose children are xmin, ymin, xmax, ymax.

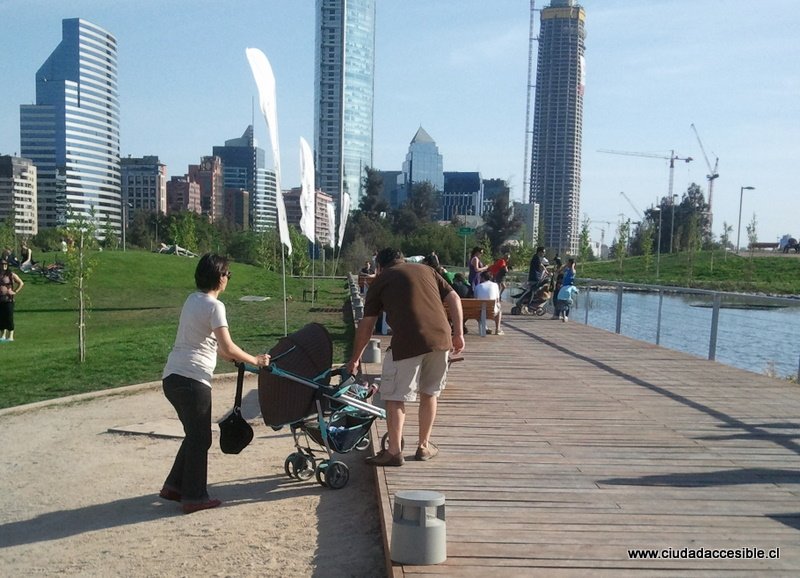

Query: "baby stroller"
<box><xmin>258</xmin><ymin>323</ymin><xmax>385</xmax><ymax>490</ymax></box>
<box><xmin>510</xmin><ymin>275</ymin><xmax>552</xmax><ymax>316</ymax></box>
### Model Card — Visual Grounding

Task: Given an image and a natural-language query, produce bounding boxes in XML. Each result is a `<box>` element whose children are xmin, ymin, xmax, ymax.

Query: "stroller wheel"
<box><xmin>534</xmin><ymin>306</ymin><xmax>547</xmax><ymax>317</ymax></box>
<box><xmin>510</xmin><ymin>306</ymin><xmax>520</xmax><ymax>315</ymax></box>
<box><xmin>380</xmin><ymin>432</ymin><xmax>405</xmax><ymax>452</ymax></box>
<box><xmin>285</xmin><ymin>453</ymin><xmax>315</xmax><ymax>480</ymax></box>
<box><xmin>355</xmin><ymin>433</ymin><xmax>371</xmax><ymax>452</ymax></box>
<box><xmin>325</xmin><ymin>461</ymin><xmax>350</xmax><ymax>490</ymax></box>
<box><xmin>315</xmin><ymin>460</ymin><xmax>329</xmax><ymax>487</ymax></box>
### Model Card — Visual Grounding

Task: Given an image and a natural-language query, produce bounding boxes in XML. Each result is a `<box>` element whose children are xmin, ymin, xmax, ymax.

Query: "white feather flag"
<box><xmin>326</xmin><ymin>200</ymin><xmax>336</xmax><ymax>248</ymax></box>
<box><xmin>298</xmin><ymin>137</ymin><xmax>316</xmax><ymax>243</ymax></box>
<box><xmin>245</xmin><ymin>47</ymin><xmax>291</xmax><ymax>255</ymax></box>
<box><xmin>337</xmin><ymin>192</ymin><xmax>351</xmax><ymax>249</ymax></box>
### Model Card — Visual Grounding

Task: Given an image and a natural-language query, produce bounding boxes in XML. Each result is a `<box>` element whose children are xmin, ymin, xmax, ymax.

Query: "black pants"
<box><xmin>0</xmin><ymin>301</ymin><xmax>14</xmax><ymax>331</ymax></box>
<box><xmin>162</xmin><ymin>374</ymin><xmax>212</xmax><ymax>502</ymax></box>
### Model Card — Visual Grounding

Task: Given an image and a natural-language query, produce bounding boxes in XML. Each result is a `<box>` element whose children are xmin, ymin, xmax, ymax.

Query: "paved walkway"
<box><xmin>369</xmin><ymin>314</ymin><xmax>800</xmax><ymax>576</ymax></box>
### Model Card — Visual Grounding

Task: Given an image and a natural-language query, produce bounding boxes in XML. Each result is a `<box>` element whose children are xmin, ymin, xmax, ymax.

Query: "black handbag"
<box><xmin>219</xmin><ymin>364</ymin><xmax>254</xmax><ymax>454</ymax></box>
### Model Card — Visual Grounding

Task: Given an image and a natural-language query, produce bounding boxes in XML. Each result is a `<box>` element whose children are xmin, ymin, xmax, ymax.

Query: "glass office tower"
<box><xmin>20</xmin><ymin>18</ymin><xmax>120</xmax><ymax>232</ymax></box>
<box><xmin>213</xmin><ymin>125</ymin><xmax>277</xmax><ymax>231</ymax></box>
<box><xmin>529</xmin><ymin>0</ymin><xmax>585</xmax><ymax>255</ymax></box>
<box><xmin>314</xmin><ymin>0</ymin><xmax>376</xmax><ymax>211</ymax></box>
<box><xmin>401</xmin><ymin>126</ymin><xmax>444</xmax><ymax>208</ymax></box>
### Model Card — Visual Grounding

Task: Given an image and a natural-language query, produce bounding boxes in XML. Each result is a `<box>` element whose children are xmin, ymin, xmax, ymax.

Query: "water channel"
<box><xmin>507</xmin><ymin>283</ymin><xmax>800</xmax><ymax>380</ymax></box>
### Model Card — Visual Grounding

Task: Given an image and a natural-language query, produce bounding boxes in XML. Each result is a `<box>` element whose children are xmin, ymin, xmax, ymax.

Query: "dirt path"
<box><xmin>0</xmin><ymin>374</ymin><xmax>386</xmax><ymax>577</ymax></box>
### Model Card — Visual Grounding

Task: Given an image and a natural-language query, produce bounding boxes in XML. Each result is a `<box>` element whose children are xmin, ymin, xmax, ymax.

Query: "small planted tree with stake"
<box><xmin>62</xmin><ymin>207</ymin><xmax>98</xmax><ymax>363</ymax></box>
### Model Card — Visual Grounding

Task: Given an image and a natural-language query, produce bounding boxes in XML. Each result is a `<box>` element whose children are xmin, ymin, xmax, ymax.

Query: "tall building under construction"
<box><xmin>529</xmin><ymin>0</ymin><xmax>585</xmax><ymax>255</ymax></box>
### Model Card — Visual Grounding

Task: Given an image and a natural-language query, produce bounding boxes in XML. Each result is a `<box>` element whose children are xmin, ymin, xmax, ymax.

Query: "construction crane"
<box><xmin>522</xmin><ymin>0</ymin><xmax>537</xmax><ymax>203</ymax></box>
<box><xmin>690</xmin><ymin>123</ymin><xmax>719</xmax><ymax>231</ymax></box>
<box><xmin>598</xmin><ymin>149</ymin><xmax>693</xmax><ymax>252</ymax></box>
<box><xmin>592</xmin><ymin>220</ymin><xmax>615</xmax><ymax>259</ymax></box>
<box><xmin>620</xmin><ymin>191</ymin><xmax>643</xmax><ymax>220</ymax></box>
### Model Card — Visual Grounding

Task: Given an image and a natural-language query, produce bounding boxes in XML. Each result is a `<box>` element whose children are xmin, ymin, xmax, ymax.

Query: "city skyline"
<box><xmin>1</xmin><ymin>1</ymin><xmax>798</xmax><ymax>243</ymax></box>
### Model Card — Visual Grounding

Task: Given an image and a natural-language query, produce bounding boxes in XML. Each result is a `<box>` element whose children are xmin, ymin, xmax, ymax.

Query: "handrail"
<box><xmin>570</xmin><ymin>278</ymin><xmax>800</xmax><ymax>381</ymax></box>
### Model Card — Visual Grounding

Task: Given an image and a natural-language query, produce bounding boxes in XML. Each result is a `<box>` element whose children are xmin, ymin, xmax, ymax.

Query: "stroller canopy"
<box><xmin>259</xmin><ymin>323</ymin><xmax>333</xmax><ymax>427</ymax></box>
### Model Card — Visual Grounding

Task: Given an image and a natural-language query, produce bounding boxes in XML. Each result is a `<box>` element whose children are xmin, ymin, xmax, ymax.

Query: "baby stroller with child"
<box><xmin>258</xmin><ymin>323</ymin><xmax>385</xmax><ymax>490</ymax></box>
<box><xmin>510</xmin><ymin>274</ymin><xmax>552</xmax><ymax>316</ymax></box>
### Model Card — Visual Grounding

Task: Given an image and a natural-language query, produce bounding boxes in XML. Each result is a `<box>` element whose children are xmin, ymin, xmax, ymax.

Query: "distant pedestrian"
<box><xmin>528</xmin><ymin>246</ymin><xmax>547</xmax><ymax>285</ymax></box>
<box><xmin>488</xmin><ymin>252</ymin><xmax>511</xmax><ymax>297</ymax></box>
<box><xmin>468</xmin><ymin>246</ymin><xmax>489</xmax><ymax>293</ymax></box>
<box><xmin>19</xmin><ymin>242</ymin><xmax>33</xmax><ymax>273</ymax></box>
<box><xmin>0</xmin><ymin>258</ymin><xmax>24</xmax><ymax>341</ymax></box>
<box><xmin>556</xmin><ymin>283</ymin><xmax>579</xmax><ymax>323</ymax></box>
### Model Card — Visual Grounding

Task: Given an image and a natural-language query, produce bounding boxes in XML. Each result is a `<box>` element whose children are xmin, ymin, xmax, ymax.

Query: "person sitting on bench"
<box><xmin>473</xmin><ymin>271</ymin><xmax>503</xmax><ymax>335</ymax></box>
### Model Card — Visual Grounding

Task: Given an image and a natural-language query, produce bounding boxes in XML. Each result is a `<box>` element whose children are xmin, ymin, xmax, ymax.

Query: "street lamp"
<box><xmin>653</xmin><ymin>207</ymin><xmax>662</xmax><ymax>279</ymax></box>
<box><xmin>736</xmin><ymin>186</ymin><xmax>756</xmax><ymax>253</ymax></box>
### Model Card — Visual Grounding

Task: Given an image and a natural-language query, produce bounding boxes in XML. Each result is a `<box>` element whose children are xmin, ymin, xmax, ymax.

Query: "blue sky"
<box><xmin>1</xmin><ymin>0</ymin><xmax>798</xmax><ymax>244</ymax></box>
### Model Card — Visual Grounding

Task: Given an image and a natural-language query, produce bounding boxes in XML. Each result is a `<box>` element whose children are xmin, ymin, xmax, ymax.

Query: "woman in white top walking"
<box><xmin>160</xmin><ymin>253</ymin><xmax>270</xmax><ymax>514</ymax></box>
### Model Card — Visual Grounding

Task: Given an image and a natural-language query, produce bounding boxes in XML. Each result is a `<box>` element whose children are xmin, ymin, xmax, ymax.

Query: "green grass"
<box><xmin>578</xmin><ymin>250</ymin><xmax>800</xmax><ymax>295</ymax></box>
<box><xmin>1</xmin><ymin>250</ymin><xmax>353</xmax><ymax>409</ymax></box>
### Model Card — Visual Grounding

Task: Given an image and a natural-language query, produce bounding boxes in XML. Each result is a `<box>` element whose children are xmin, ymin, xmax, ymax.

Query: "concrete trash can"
<box><xmin>390</xmin><ymin>490</ymin><xmax>446</xmax><ymax>565</ymax></box>
<box><xmin>361</xmin><ymin>338</ymin><xmax>382</xmax><ymax>364</ymax></box>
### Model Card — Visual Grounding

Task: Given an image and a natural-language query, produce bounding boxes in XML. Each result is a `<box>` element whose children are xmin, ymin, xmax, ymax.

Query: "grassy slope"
<box><xmin>578</xmin><ymin>250</ymin><xmax>799</xmax><ymax>295</ymax></box>
<box><xmin>1</xmin><ymin>250</ymin><xmax>352</xmax><ymax>408</ymax></box>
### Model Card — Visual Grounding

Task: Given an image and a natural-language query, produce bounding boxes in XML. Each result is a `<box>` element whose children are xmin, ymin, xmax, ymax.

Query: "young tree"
<box><xmin>62</xmin><ymin>208</ymin><xmax>98</xmax><ymax>363</ymax></box>
<box><xmin>640</xmin><ymin>222</ymin><xmax>654</xmax><ymax>274</ymax></box>
<box><xmin>578</xmin><ymin>216</ymin><xmax>592</xmax><ymax>263</ymax></box>
<box><xmin>719</xmin><ymin>221</ymin><xmax>733</xmax><ymax>259</ymax></box>
<box><xmin>746</xmin><ymin>213</ymin><xmax>758</xmax><ymax>254</ymax></box>
<box><xmin>614</xmin><ymin>219</ymin><xmax>630</xmax><ymax>274</ymax></box>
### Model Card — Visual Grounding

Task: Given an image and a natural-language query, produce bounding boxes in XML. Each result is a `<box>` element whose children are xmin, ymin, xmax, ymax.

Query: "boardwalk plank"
<box><xmin>365</xmin><ymin>315</ymin><xmax>800</xmax><ymax>575</ymax></box>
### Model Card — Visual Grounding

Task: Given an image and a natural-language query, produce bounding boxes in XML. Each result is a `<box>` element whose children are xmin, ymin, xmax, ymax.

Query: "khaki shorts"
<box><xmin>379</xmin><ymin>349</ymin><xmax>449</xmax><ymax>402</ymax></box>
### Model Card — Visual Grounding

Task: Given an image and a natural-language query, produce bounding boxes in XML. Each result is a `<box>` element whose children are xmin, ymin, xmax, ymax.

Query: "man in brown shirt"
<box><xmin>347</xmin><ymin>248</ymin><xmax>465</xmax><ymax>466</ymax></box>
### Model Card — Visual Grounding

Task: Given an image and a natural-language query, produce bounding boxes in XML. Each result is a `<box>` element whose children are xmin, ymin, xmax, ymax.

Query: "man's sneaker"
<box><xmin>365</xmin><ymin>449</ymin><xmax>404</xmax><ymax>467</ymax></box>
<box><xmin>415</xmin><ymin>442</ymin><xmax>439</xmax><ymax>461</ymax></box>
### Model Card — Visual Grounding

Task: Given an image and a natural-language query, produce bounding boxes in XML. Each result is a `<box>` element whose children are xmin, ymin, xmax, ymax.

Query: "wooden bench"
<box><xmin>358</xmin><ymin>274</ymin><xmax>376</xmax><ymax>292</ymax></box>
<box><xmin>748</xmin><ymin>242</ymin><xmax>779</xmax><ymax>251</ymax></box>
<box><xmin>445</xmin><ymin>298</ymin><xmax>497</xmax><ymax>337</ymax></box>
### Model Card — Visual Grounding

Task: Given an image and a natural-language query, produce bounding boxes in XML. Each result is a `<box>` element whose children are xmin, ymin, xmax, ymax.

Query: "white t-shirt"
<box><xmin>162</xmin><ymin>292</ymin><xmax>228</xmax><ymax>386</ymax></box>
<box><xmin>474</xmin><ymin>280</ymin><xmax>501</xmax><ymax>316</ymax></box>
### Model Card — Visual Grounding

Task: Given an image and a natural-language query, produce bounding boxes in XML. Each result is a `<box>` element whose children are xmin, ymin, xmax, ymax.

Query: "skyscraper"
<box><xmin>212</xmin><ymin>126</ymin><xmax>277</xmax><ymax>231</ymax></box>
<box><xmin>120</xmin><ymin>156</ymin><xmax>167</xmax><ymax>224</ymax></box>
<box><xmin>401</xmin><ymin>126</ymin><xmax>444</xmax><ymax>207</ymax></box>
<box><xmin>529</xmin><ymin>0</ymin><xmax>585</xmax><ymax>255</ymax></box>
<box><xmin>0</xmin><ymin>156</ymin><xmax>38</xmax><ymax>237</ymax></box>
<box><xmin>20</xmin><ymin>18</ymin><xmax>120</xmax><ymax>232</ymax></box>
<box><xmin>314</xmin><ymin>0</ymin><xmax>376</xmax><ymax>211</ymax></box>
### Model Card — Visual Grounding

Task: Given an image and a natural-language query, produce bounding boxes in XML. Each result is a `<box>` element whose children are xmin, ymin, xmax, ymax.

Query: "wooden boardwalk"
<box><xmin>366</xmin><ymin>313</ymin><xmax>800</xmax><ymax>576</ymax></box>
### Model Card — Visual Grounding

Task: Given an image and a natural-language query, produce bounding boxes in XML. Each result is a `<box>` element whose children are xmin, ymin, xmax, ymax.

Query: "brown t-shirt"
<box><xmin>364</xmin><ymin>261</ymin><xmax>454</xmax><ymax>361</ymax></box>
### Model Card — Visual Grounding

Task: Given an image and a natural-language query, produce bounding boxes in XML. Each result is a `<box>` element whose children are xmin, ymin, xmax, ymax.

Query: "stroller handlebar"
<box><xmin>235</xmin><ymin>361</ymin><xmax>261</xmax><ymax>374</ymax></box>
